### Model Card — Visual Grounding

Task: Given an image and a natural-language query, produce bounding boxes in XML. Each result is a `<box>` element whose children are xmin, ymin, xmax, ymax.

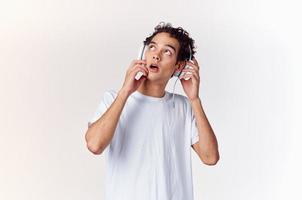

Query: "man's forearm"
<box><xmin>85</xmin><ymin>89</ymin><xmax>130</xmax><ymax>154</ymax></box>
<box><xmin>190</xmin><ymin>97</ymin><xmax>219</xmax><ymax>162</ymax></box>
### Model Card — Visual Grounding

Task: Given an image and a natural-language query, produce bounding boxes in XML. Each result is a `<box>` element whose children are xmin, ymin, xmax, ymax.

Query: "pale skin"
<box><xmin>85</xmin><ymin>32</ymin><xmax>219</xmax><ymax>165</ymax></box>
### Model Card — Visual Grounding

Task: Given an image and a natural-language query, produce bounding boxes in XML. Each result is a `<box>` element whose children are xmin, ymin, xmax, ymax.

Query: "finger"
<box><xmin>180</xmin><ymin>72</ymin><xmax>199</xmax><ymax>81</ymax></box>
<box><xmin>192</xmin><ymin>72</ymin><xmax>200</xmax><ymax>81</ymax></box>
<box><xmin>135</xmin><ymin>60</ymin><xmax>147</xmax><ymax>64</ymax></box>
<box><xmin>192</xmin><ymin>70</ymin><xmax>200</xmax><ymax>79</ymax></box>
<box><xmin>181</xmin><ymin>68</ymin><xmax>199</xmax><ymax>75</ymax></box>
<box><xmin>128</xmin><ymin>60</ymin><xmax>147</xmax><ymax>70</ymax></box>
<box><xmin>129</xmin><ymin>62</ymin><xmax>148</xmax><ymax>73</ymax></box>
<box><xmin>133</xmin><ymin>66</ymin><xmax>149</xmax><ymax>76</ymax></box>
<box><xmin>179</xmin><ymin>73</ymin><xmax>192</xmax><ymax>80</ymax></box>
<box><xmin>132</xmin><ymin>59</ymin><xmax>147</xmax><ymax>63</ymax></box>
<box><xmin>134</xmin><ymin>67</ymin><xmax>149</xmax><ymax>76</ymax></box>
<box><xmin>188</xmin><ymin>70</ymin><xmax>200</xmax><ymax>80</ymax></box>
<box><xmin>186</xmin><ymin>61</ymin><xmax>199</xmax><ymax>70</ymax></box>
<box><xmin>192</xmin><ymin>58</ymin><xmax>199</xmax><ymax>66</ymax></box>
<box><xmin>180</xmin><ymin>75</ymin><xmax>191</xmax><ymax>80</ymax></box>
<box><xmin>134</xmin><ymin>59</ymin><xmax>147</xmax><ymax>65</ymax></box>
<box><xmin>134</xmin><ymin>64</ymin><xmax>149</xmax><ymax>73</ymax></box>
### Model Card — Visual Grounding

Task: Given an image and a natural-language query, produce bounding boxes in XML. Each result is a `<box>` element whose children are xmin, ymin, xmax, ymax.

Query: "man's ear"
<box><xmin>170</xmin><ymin>61</ymin><xmax>186</xmax><ymax>78</ymax></box>
<box><xmin>174</xmin><ymin>60</ymin><xmax>186</xmax><ymax>73</ymax></box>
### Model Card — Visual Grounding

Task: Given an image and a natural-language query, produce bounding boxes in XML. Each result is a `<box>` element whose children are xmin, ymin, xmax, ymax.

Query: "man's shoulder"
<box><xmin>168</xmin><ymin>92</ymin><xmax>191</xmax><ymax>110</ymax></box>
<box><xmin>170</xmin><ymin>92</ymin><xmax>189</xmax><ymax>103</ymax></box>
<box><xmin>99</xmin><ymin>89</ymin><xmax>118</xmax><ymax>105</ymax></box>
<box><xmin>104</xmin><ymin>89</ymin><xmax>118</xmax><ymax>97</ymax></box>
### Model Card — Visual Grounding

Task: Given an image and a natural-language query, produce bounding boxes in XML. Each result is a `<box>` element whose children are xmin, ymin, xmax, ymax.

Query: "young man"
<box><xmin>85</xmin><ymin>22</ymin><xmax>219</xmax><ymax>200</ymax></box>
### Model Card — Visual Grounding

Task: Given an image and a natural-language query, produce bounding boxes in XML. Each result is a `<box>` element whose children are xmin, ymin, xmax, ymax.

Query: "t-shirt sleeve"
<box><xmin>87</xmin><ymin>90</ymin><xmax>117</xmax><ymax>128</ymax></box>
<box><xmin>189</xmin><ymin>102</ymin><xmax>199</xmax><ymax>145</ymax></box>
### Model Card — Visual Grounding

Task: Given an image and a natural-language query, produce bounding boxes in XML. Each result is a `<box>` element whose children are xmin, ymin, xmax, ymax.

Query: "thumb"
<box><xmin>136</xmin><ymin>76</ymin><xmax>146</xmax><ymax>85</ymax></box>
<box><xmin>140</xmin><ymin>76</ymin><xmax>147</xmax><ymax>82</ymax></box>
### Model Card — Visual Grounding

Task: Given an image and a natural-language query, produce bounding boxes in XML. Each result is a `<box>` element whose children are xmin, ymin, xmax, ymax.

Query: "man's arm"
<box><xmin>180</xmin><ymin>57</ymin><xmax>220</xmax><ymax>166</ymax></box>
<box><xmin>84</xmin><ymin>59</ymin><xmax>149</xmax><ymax>155</ymax></box>
<box><xmin>190</xmin><ymin>97</ymin><xmax>220</xmax><ymax>165</ymax></box>
<box><xmin>85</xmin><ymin>89</ymin><xmax>130</xmax><ymax>155</ymax></box>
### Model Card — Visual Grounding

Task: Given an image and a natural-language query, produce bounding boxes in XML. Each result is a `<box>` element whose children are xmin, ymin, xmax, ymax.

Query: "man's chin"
<box><xmin>146</xmin><ymin>74</ymin><xmax>169</xmax><ymax>82</ymax></box>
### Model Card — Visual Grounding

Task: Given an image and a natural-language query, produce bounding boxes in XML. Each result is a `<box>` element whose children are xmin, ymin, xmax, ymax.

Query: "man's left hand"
<box><xmin>179</xmin><ymin>58</ymin><xmax>200</xmax><ymax>101</ymax></box>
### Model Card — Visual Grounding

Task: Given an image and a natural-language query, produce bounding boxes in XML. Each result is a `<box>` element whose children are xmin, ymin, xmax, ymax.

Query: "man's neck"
<box><xmin>137</xmin><ymin>80</ymin><xmax>166</xmax><ymax>98</ymax></box>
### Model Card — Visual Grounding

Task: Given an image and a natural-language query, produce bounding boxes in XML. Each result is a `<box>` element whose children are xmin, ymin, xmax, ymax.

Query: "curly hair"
<box><xmin>143</xmin><ymin>22</ymin><xmax>196</xmax><ymax>63</ymax></box>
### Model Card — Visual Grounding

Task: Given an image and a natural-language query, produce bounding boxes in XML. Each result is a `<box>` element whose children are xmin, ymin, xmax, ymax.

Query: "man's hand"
<box><xmin>121</xmin><ymin>59</ymin><xmax>149</xmax><ymax>95</ymax></box>
<box><xmin>179</xmin><ymin>58</ymin><xmax>200</xmax><ymax>101</ymax></box>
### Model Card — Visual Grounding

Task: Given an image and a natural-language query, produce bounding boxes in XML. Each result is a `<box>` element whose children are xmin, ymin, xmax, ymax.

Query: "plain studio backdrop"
<box><xmin>0</xmin><ymin>0</ymin><xmax>301</xmax><ymax>200</ymax></box>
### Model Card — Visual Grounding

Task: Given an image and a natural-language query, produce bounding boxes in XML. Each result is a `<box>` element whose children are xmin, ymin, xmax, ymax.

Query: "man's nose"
<box><xmin>152</xmin><ymin>54</ymin><xmax>160</xmax><ymax>61</ymax></box>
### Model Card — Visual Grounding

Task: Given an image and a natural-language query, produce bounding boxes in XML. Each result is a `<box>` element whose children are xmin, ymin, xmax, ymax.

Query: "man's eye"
<box><xmin>148</xmin><ymin>45</ymin><xmax>155</xmax><ymax>50</ymax></box>
<box><xmin>164</xmin><ymin>49</ymin><xmax>172</xmax><ymax>55</ymax></box>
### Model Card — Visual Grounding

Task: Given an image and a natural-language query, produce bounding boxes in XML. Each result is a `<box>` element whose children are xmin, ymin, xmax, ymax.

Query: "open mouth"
<box><xmin>149</xmin><ymin>64</ymin><xmax>159</xmax><ymax>73</ymax></box>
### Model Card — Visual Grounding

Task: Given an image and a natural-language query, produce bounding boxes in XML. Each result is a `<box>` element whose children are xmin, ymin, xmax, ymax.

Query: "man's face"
<box><xmin>144</xmin><ymin>32</ymin><xmax>184</xmax><ymax>82</ymax></box>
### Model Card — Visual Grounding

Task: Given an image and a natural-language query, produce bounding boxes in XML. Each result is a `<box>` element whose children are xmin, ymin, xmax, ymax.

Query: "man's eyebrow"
<box><xmin>149</xmin><ymin>41</ymin><xmax>176</xmax><ymax>52</ymax></box>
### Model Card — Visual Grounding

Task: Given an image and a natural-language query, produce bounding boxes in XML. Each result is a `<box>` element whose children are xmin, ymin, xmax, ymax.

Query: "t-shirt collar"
<box><xmin>132</xmin><ymin>90</ymin><xmax>169</xmax><ymax>102</ymax></box>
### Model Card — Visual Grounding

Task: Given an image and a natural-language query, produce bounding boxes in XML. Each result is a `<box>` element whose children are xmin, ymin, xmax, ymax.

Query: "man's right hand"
<box><xmin>120</xmin><ymin>59</ymin><xmax>149</xmax><ymax>96</ymax></box>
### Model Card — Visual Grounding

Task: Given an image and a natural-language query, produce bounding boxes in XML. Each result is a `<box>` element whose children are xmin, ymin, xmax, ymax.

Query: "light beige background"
<box><xmin>1</xmin><ymin>0</ymin><xmax>301</xmax><ymax>199</ymax></box>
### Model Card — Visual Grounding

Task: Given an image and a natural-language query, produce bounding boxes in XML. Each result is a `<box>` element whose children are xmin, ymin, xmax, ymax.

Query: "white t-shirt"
<box><xmin>88</xmin><ymin>89</ymin><xmax>199</xmax><ymax>200</ymax></box>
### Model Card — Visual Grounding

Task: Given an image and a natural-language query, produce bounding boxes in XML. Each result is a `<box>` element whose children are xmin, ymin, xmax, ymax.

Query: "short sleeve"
<box><xmin>87</xmin><ymin>90</ymin><xmax>117</xmax><ymax>128</ymax></box>
<box><xmin>189</xmin><ymin>102</ymin><xmax>199</xmax><ymax>145</ymax></box>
